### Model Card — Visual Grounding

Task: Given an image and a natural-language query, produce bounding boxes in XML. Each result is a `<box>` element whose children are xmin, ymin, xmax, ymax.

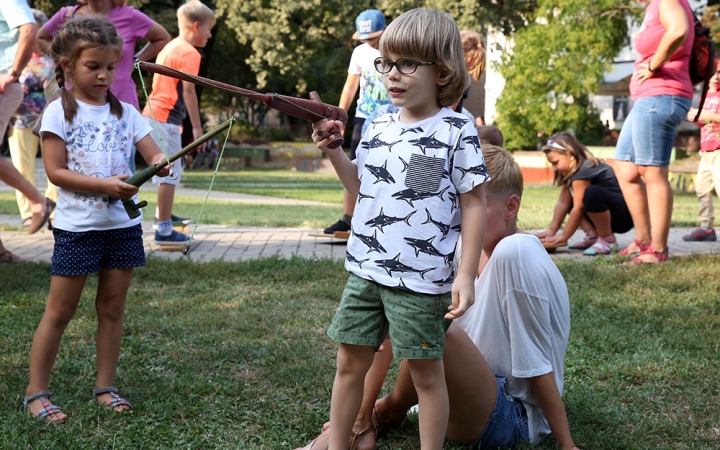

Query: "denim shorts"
<box><xmin>472</xmin><ymin>377</ymin><xmax>530</xmax><ymax>449</ymax></box>
<box><xmin>51</xmin><ymin>224</ymin><xmax>146</xmax><ymax>276</ymax></box>
<box><xmin>327</xmin><ymin>274</ymin><xmax>452</xmax><ymax>359</ymax></box>
<box><xmin>614</xmin><ymin>95</ymin><xmax>691</xmax><ymax>166</ymax></box>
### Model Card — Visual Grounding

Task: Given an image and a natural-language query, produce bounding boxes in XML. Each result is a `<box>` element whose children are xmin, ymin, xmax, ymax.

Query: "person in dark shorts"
<box><xmin>24</xmin><ymin>18</ymin><xmax>170</xmax><ymax>422</ymax></box>
<box><xmin>536</xmin><ymin>131</ymin><xmax>632</xmax><ymax>255</ymax></box>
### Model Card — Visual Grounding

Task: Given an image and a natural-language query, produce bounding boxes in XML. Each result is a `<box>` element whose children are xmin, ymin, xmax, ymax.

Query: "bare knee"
<box><xmin>44</xmin><ymin>300</ymin><xmax>78</xmax><ymax>326</ymax></box>
<box><xmin>336</xmin><ymin>344</ymin><xmax>375</xmax><ymax>379</ymax></box>
<box><xmin>407</xmin><ymin>359</ymin><xmax>446</xmax><ymax>392</ymax></box>
<box><xmin>96</xmin><ymin>296</ymin><xmax>126</xmax><ymax>322</ymax></box>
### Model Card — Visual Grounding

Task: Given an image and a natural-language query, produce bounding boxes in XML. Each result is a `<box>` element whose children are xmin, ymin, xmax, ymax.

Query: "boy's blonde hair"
<box><xmin>542</xmin><ymin>131</ymin><xmax>599</xmax><ymax>187</ymax></box>
<box><xmin>482</xmin><ymin>144</ymin><xmax>523</xmax><ymax>200</ymax></box>
<box><xmin>460</xmin><ymin>30</ymin><xmax>485</xmax><ymax>81</ymax></box>
<box><xmin>379</xmin><ymin>8</ymin><xmax>468</xmax><ymax>108</ymax></box>
<box><xmin>477</xmin><ymin>125</ymin><xmax>503</xmax><ymax>147</ymax></box>
<box><xmin>178</xmin><ymin>0</ymin><xmax>216</xmax><ymax>28</ymax></box>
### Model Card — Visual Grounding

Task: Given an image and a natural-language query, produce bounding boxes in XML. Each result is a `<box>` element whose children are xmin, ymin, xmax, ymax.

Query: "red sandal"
<box><xmin>619</xmin><ymin>238</ymin><xmax>651</xmax><ymax>257</ymax></box>
<box><xmin>626</xmin><ymin>246</ymin><xmax>669</xmax><ymax>265</ymax></box>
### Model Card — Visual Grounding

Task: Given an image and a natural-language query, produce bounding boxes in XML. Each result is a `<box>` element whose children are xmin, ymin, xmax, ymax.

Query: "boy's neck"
<box><xmin>178</xmin><ymin>29</ymin><xmax>196</xmax><ymax>46</ymax></box>
<box><xmin>398</xmin><ymin>105</ymin><xmax>442</xmax><ymax>124</ymax></box>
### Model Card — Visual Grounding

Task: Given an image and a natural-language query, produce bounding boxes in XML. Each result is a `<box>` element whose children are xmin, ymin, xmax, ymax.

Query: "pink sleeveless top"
<box><xmin>630</xmin><ymin>0</ymin><xmax>694</xmax><ymax>100</ymax></box>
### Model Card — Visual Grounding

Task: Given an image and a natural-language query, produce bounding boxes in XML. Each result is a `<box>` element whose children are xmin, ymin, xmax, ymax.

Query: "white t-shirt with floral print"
<box><xmin>40</xmin><ymin>98</ymin><xmax>153</xmax><ymax>232</ymax></box>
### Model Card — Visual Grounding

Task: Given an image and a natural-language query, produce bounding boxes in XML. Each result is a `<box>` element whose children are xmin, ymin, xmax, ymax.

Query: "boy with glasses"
<box><xmin>308</xmin><ymin>8</ymin><xmax>488</xmax><ymax>449</ymax></box>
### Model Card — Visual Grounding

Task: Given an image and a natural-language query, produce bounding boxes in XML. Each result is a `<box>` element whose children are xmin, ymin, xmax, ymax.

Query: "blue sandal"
<box><xmin>23</xmin><ymin>390</ymin><xmax>67</xmax><ymax>423</ymax></box>
<box><xmin>93</xmin><ymin>387</ymin><xmax>133</xmax><ymax>412</ymax></box>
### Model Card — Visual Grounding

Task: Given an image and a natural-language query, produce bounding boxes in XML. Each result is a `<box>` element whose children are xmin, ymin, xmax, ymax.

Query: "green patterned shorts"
<box><xmin>328</xmin><ymin>273</ymin><xmax>452</xmax><ymax>359</ymax></box>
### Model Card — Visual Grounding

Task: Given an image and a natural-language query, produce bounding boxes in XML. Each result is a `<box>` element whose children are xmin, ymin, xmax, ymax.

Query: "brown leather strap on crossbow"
<box><xmin>138</xmin><ymin>61</ymin><xmax>346</xmax><ymax>148</ymax></box>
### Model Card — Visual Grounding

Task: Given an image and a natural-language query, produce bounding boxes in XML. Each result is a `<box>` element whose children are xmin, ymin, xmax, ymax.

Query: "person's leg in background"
<box><xmin>324</xmin><ymin>117</ymin><xmax>364</xmax><ymax>234</ymax></box>
<box><xmin>684</xmin><ymin>150</ymin><xmax>719</xmax><ymax>241</ymax></box>
<box><xmin>148</xmin><ymin>121</ymin><xmax>191</xmax><ymax>244</ymax></box>
<box><xmin>614</xmin><ymin>99</ymin><xmax>651</xmax><ymax>257</ymax></box>
<box><xmin>8</xmin><ymin>126</ymin><xmax>37</xmax><ymax>225</ymax></box>
<box><xmin>630</xmin><ymin>95</ymin><xmax>690</xmax><ymax>262</ymax></box>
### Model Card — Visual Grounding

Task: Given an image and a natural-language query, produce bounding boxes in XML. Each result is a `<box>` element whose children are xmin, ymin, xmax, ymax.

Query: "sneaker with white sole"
<box><xmin>152</xmin><ymin>214</ymin><xmax>193</xmax><ymax>230</ymax></box>
<box><xmin>154</xmin><ymin>229</ymin><xmax>190</xmax><ymax>245</ymax></box>
<box><xmin>583</xmin><ymin>236</ymin><xmax>617</xmax><ymax>256</ymax></box>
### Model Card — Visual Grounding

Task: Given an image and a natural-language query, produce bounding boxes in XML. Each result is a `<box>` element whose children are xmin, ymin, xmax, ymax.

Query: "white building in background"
<box><xmin>474</xmin><ymin>0</ymin><xmax>707</xmax><ymax>129</ymax></box>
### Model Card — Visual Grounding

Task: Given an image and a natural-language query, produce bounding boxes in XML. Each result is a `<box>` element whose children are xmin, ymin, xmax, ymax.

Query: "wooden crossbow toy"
<box><xmin>138</xmin><ymin>61</ymin><xmax>347</xmax><ymax>148</ymax></box>
<box><xmin>115</xmin><ymin>62</ymin><xmax>349</xmax><ymax>220</ymax></box>
<box><xmin>110</xmin><ymin>118</ymin><xmax>235</xmax><ymax>219</ymax></box>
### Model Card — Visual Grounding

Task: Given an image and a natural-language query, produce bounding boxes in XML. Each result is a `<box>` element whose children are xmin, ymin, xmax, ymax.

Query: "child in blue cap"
<box><xmin>322</xmin><ymin>9</ymin><xmax>392</xmax><ymax>236</ymax></box>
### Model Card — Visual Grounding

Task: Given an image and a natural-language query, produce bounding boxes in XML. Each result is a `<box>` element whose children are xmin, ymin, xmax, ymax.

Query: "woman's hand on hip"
<box><xmin>634</xmin><ymin>63</ymin><xmax>655</xmax><ymax>85</ymax></box>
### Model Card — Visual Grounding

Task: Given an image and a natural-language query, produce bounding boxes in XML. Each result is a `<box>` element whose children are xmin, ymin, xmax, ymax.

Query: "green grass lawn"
<box><xmin>1</xmin><ymin>256</ymin><xmax>719</xmax><ymax>449</ymax></box>
<box><xmin>182</xmin><ymin>168</ymin><xmax>713</xmax><ymax>229</ymax></box>
<box><xmin>2</xmin><ymin>166</ymin><xmax>711</xmax><ymax>230</ymax></box>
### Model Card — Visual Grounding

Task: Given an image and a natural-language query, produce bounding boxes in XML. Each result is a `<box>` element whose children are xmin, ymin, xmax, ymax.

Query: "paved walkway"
<box><xmin>1</xmin><ymin>158</ymin><xmax>718</xmax><ymax>263</ymax></box>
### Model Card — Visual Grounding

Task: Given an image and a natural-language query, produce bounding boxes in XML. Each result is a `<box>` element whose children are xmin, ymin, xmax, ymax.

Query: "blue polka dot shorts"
<box><xmin>51</xmin><ymin>224</ymin><xmax>146</xmax><ymax>276</ymax></box>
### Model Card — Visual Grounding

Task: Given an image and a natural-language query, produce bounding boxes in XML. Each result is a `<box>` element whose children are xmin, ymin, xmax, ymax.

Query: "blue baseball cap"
<box><xmin>352</xmin><ymin>9</ymin><xmax>386</xmax><ymax>40</ymax></box>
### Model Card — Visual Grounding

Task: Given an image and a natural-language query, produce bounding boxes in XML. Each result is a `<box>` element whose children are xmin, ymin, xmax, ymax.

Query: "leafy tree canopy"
<box><xmin>494</xmin><ymin>0</ymin><xmax>634</xmax><ymax>150</ymax></box>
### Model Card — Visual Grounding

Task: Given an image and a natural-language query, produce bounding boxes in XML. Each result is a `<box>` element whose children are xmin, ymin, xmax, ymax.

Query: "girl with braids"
<box><xmin>23</xmin><ymin>17</ymin><xmax>169</xmax><ymax>423</ymax></box>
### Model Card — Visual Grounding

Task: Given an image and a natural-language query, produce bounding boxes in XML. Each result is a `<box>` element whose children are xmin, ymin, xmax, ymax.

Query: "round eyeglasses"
<box><xmin>374</xmin><ymin>57</ymin><xmax>435</xmax><ymax>75</ymax></box>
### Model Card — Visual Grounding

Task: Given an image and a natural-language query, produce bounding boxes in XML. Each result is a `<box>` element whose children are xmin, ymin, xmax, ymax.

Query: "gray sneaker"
<box><xmin>682</xmin><ymin>227</ymin><xmax>717</xmax><ymax>242</ymax></box>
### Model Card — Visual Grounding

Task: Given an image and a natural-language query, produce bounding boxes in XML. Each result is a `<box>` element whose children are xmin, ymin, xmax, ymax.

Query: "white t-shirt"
<box><xmin>346</xmin><ymin>108</ymin><xmax>488</xmax><ymax>294</ymax></box>
<box><xmin>455</xmin><ymin>234</ymin><xmax>571</xmax><ymax>444</ymax></box>
<box><xmin>348</xmin><ymin>43</ymin><xmax>390</xmax><ymax>119</ymax></box>
<box><xmin>0</xmin><ymin>1</ymin><xmax>35</xmax><ymax>74</ymax></box>
<box><xmin>40</xmin><ymin>98</ymin><xmax>153</xmax><ymax>232</ymax></box>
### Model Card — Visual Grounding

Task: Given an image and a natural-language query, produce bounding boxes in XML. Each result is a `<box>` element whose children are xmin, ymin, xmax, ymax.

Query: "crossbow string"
<box><xmin>134</xmin><ymin>61</ymin><xmax>348</xmax><ymax>259</ymax></box>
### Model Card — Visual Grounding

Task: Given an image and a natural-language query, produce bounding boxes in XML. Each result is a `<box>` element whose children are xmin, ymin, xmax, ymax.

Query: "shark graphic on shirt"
<box><xmin>361</xmin><ymin>133</ymin><xmax>402</xmax><ymax>152</ymax></box>
<box><xmin>404</xmin><ymin>236</ymin><xmax>454</xmax><ymax>265</ymax></box>
<box><xmin>442</xmin><ymin>116</ymin><xmax>469</xmax><ymax>133</ymax></box>
<box><xmin>353</xmin><ymin>229</ymin><xmax>387</xmax><ymax>254</ymax></box>
<box><xmin>462</xmin><ymin>135</ymin><xmax>482</xmax><ymax>153</ymax></box>
<box><xmin>400</xmin><ymin>126</ymin><xmax>424</xmax><ymax>135</ymax></box>
<box><xmin>398</xmin><ymin>157</ymin><xmax>409</xmax><ymax>173</ymax></box>
<box><xmin>408</xmin><ymin>132</ymin><xmax>454</xmax><ymax>155</ymax></box>
<box><xmin>432</xmin><ymin>273</ymin><xmax>455</xmax><ymax>286</ymax></box>
<box><xmin>365</xmin><ymin>207</ymin><xmax>416</xmax><ymax>233</ymax></box>
<box><xmin>357</xmin><ymin>191</ymin><xmax>375</xmax><ymax>202</ymax></box>
<box><xmin>374</xmin><ymin>253</ymin><xmax>434</xmax><ymax>279</ymax></box>
<box><xmin>346</xmin><ymin>250</ymin><xmax>370</xmax><ymax>269</ymax></box>
<box><xmin>448</xmin><ymin>191</ymin><xmax>458</xmax><ymax>212</ymax></box>
<box><xmin>456</xmin><ymin>163</ymin><xmax>489</xmax><ymax>179</ymax></box>
<box><xmin>392</xmin><ymin>186</ymin><xmax>450</xmax><ymax>207</ymax></box>
<box><xmin>365</xmin><ymin>160</ymin><xmax>395</xmax><ymax>184</ymax></box>
<box><xmin>394</xmin><ymin>278</ymin><xmax>410</xmax><ymax>290</ymax></box>
<box><xmin>371</xmin><ymin>115</ymin><xmax>396</xmax><ymax>130</ymax></box>
<box><xmin>421</xmin><ymin>208</ymin><xmax>451</xmax><ymax>241</ymax></box>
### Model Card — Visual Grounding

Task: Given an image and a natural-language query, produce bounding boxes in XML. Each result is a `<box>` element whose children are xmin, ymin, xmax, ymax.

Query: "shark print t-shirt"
<box><xmin>40</xmin><ymin>98</ymin><xmax>153</xmax><ymax>232</ymax></box>
<box><xmin>347</xmin><ymin>107</ymin><xmax>489</xmax><ymax>295</ymax></box>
